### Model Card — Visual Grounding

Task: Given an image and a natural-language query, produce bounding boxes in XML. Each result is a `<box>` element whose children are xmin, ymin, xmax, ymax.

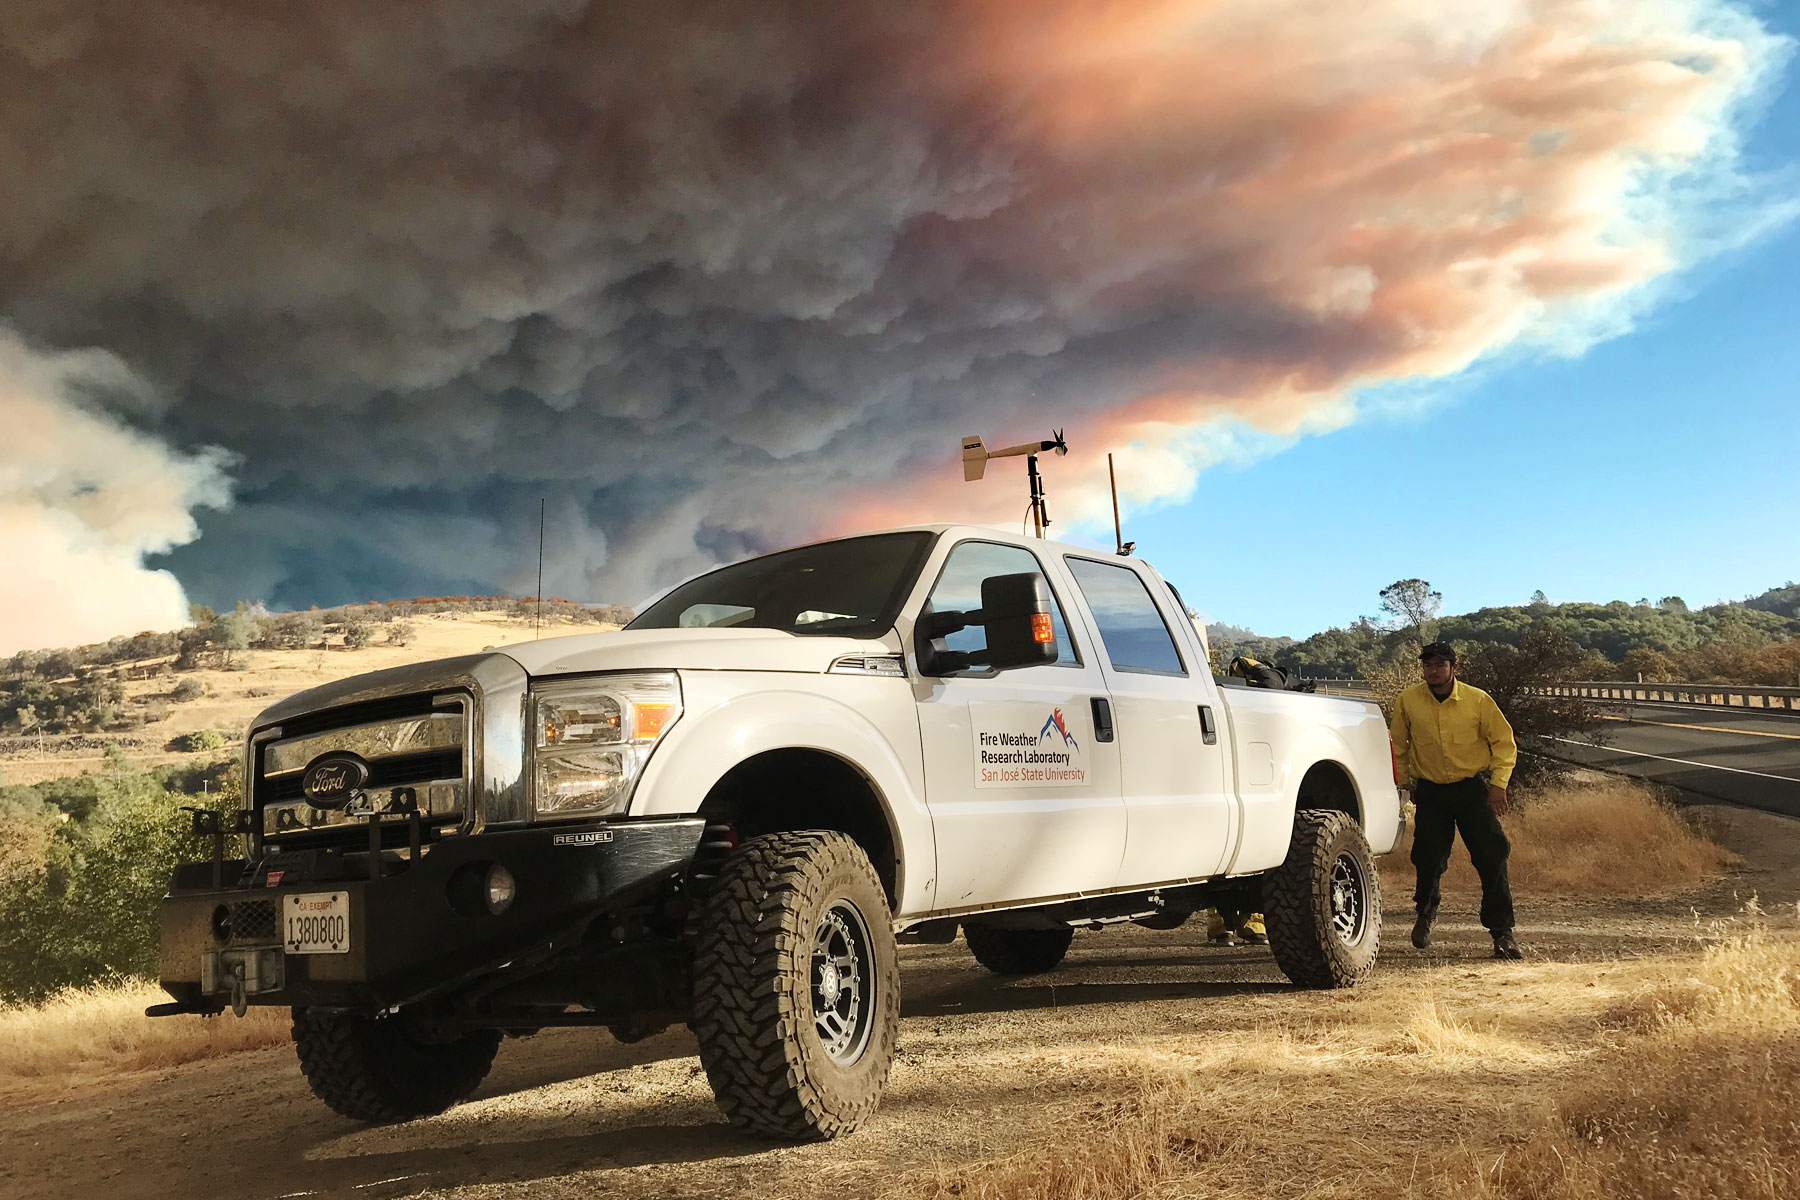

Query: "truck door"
<box><xmin>1062</xmin><ymin>555</ymin><xmax>1234</xmax><ymax>886</ymax></box>
<box><xmin>912</xmin><ymin>539</ymin><xmax>1125</xmax><ymax>911</ymax></box>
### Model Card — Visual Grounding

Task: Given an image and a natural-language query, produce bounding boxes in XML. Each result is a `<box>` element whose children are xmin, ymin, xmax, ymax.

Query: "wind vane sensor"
<box><xmin>961</xmin><ymin>429</ymin><xmax>1068</xmax><ymax>539</ymax></box>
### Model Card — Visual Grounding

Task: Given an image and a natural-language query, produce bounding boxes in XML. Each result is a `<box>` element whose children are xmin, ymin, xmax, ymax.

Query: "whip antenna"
<box><xmin>1108</xmin><ymin>454</ymin><xmax>1134</xmax><ymax>555</ymax></box>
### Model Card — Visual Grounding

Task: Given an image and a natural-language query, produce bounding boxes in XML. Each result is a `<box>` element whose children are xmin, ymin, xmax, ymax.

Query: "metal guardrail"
<box><xmin>1286</xmin><ymin>678</ymin><xmax>1800</xmax><ymax>713</ymax></box>
<box><xmin>1541</xmin><ymin>682</ymin><xmax>1800</xmax><ymax>712</ymax></box>
<box><xmin>1308</xmin><ymin>678</ymin><xmax>1375</xmax><ymax>696</ymax></box>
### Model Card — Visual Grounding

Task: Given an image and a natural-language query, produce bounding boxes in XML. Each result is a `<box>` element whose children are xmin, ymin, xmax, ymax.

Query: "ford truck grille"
<box><xmin>254</xmin><ymin>692</ymin><xmax>469</xmax><ymax>844</ymax></box>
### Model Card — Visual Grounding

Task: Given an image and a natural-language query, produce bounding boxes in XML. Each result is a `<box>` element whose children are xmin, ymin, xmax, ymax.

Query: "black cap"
<box><xmin>1419</xmin><ymin>641</ymin><xmax>1457</xmax><ymax>664</ymax></box>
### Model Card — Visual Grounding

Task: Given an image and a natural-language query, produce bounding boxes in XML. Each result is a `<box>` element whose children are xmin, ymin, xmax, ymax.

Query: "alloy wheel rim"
<box><xmin>1328</xmin><ymin>852</ymin><xmax>1367</xmax><ymax>946</ymax></box>
<box><xmin>812</xmin><ymin>898</ymin><xmax>874</xmax><ymax>1065</ymax></box>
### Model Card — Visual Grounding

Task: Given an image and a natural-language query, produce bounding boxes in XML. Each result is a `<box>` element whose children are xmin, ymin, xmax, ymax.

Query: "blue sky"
<box><xmin>1126</xmin><ymin>4</ymin><xmax>1800</xmax><ymax>639</ymax></box>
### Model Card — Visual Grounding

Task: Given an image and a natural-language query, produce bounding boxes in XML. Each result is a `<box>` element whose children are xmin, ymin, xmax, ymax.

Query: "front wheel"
<box><xmin>1261</xmin><ymin>810</ymin><xmax>1380</xmax><ymax>988</ymax></box>
<box><xmin>291</xmin><ymin>1008</ymin><xmax>500</xmax><ymax>1122</ymax></box>
<box><xmin>692</xmin><ymin>831</ymin><xmax>900</xmax><ymax>1140</ymax></box>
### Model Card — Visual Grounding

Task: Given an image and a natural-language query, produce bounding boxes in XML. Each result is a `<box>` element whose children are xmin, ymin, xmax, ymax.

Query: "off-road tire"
<box><xmin>692</xmin><ymin>831</ymin><xmax>900</xmax><ymax>1140</ymax></box>
<box><xmin>963</xmin><ymin>922</ymin><xmax>1075</xmax><ymax>974</ymax></box>
<box><xmin>291</xmin><ymin>1007</ymin><xmax>501</xmax><ymax>1122</ymax></box>
<box><xmin>1262</xmin><ymin>809</ymin><xmax>1380</xmax><ymax>988</ymax></box>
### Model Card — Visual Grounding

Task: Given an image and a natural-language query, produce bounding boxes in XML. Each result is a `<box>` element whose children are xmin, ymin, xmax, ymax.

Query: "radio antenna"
<box><xmin>535</xmin><ymin>498</ymin><xmax>545</xmax><ymax>639</ymax></box>
<box><xmin>961</xmin><ymin>428</ymin><xmax>1068</xmax><ymax>538</ymax></box>
<box><xmin>1108</xmin><ymin>454</ymin><xmax>1135</xmax><ymax>555</ymax></box>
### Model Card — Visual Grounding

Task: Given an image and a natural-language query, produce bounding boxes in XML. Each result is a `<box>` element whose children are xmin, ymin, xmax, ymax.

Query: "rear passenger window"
<box><xmin>1065</xmin><ymin>557</ymin><xmax>1186</xmax><ymax>676</ymax></box>
<box><xmin>925</xmin><ymin>541</ymin><xmax>1079</xmax><ymax>666</ymax></box>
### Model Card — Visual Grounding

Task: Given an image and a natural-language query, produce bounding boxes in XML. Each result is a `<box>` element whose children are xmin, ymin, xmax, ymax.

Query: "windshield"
<box><xmin>627</xmin><ymin>532</ymin><xmax>936</xmax><ymax>638</ymax></box>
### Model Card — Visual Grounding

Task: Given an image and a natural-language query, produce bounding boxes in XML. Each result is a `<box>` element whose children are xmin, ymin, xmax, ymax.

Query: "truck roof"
<box><xmin>807</xmin><ymin>523</ymin><xmax>1147</xmax><ymax>568</ymax></box>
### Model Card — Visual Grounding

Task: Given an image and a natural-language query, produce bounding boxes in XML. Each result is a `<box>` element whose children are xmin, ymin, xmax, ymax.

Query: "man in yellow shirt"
<box><xmin>1389</xmin><ymin>642</ymin><xmax>1522</xmax><ymax>960</ymax></box>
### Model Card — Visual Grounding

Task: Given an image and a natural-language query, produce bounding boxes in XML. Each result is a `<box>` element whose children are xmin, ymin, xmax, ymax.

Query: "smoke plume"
<box><xmin>0</xmin><ymin>0</ymin><xmax>1786</xmax><ymax>638</ymax></box>
<box><xmin>0</xmin><ymin>330</ymin><xmax>231</xmax><ymax>654</ymax></box>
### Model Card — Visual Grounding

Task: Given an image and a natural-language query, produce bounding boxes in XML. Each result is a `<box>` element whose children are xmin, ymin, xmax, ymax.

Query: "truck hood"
<box><xmin>495</xmin><ymin>626</ymin><xmax>903</xmax><ymax>677</ymax></box>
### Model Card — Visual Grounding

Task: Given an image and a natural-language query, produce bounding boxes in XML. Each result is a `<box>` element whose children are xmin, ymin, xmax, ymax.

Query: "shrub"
<box><xmin>1457</xmin><ymin>628</ymin><xmax>1605</xmax><ymax>784</ymax></box>
<box><xmin>257</xmin><ymin>611</ymin><xmax>323</xmax><ymax>650</ymax></box>
<box><xmin>386</xmin><ymin>619</ymin><xmax>417</xmax><ymax>647</ymax></box>
<box><xmin>0</xmin><ymin>773</ymin><xmax>240</xmax><ymax>1002</ymax></box>
<box><xmin>170</xmin><ymin>678</ymin><xmax>206</xmax><ymax>703</ymax></box>
<box><xmin>174</xmin><ymin>730</ymin><xmax>227</xmax><ymax>753</ymax></box>
<box><xmin>343</xmin><ymin>621</ymin><xmax>374</xmax><ymax>649</ymax></box>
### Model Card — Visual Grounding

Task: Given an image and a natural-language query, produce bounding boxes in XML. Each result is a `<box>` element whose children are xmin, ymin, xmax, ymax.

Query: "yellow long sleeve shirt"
<box><xmin>1389</xmin><ymin>680</ymin><xmax>1518</xmax><ymax>790</ymax></box>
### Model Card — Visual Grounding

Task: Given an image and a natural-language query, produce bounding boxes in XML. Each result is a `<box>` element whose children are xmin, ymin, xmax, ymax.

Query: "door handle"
<box><xmin>1090</xmin><ymin>697</ymin><xmax>1115</xmax><ymax>743</ymax></box>
<box><xmin>1198</xmin><ymin>704</ymin><xmax>1218</xmax><ymax>745</ymax></box>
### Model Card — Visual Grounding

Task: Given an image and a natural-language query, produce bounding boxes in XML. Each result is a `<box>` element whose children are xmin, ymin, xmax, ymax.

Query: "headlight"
<box><xmin>531</xmin><ymin>672</ymin><xmax>681</xmax><ymax>820</ymax></box>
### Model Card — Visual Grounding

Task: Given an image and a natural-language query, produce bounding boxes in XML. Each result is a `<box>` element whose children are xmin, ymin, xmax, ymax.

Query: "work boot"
<box><xmin>1206</xmin><ymin>908</ymin><xmax>1239</xmax><ymax>947</ymax></box>
<box><xmin>1237</xmin><ymin>914</ymin><xmax>1268</xmax><ymax>946</ymax></box>
<box><xmin>1492</xmin><ymin>930</ymin><xmax>1523</xmax><ymax>960</ymax></box>
<box><xmin>1410</xmin><ymin>911</ymin><xmax>1434</xmax><ymax>950</ymax></box>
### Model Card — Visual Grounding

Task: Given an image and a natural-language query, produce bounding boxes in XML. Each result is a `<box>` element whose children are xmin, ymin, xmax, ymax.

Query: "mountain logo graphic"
<box><xmin>1039</xmin><ymin>707</ymin><xmax>1079</xmax><ymax>750</ymax></box>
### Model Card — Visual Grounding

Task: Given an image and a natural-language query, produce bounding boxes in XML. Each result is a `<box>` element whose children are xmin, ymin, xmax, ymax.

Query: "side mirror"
<box><xmin>977</xmin><ymin>572</ymin><xmax>1059</xmax><ymax>669</ymax></box>
<box><xmin>915</xmin><ymin>572</ymin><xmax>1059</xmax><ymax>675</ymax></box>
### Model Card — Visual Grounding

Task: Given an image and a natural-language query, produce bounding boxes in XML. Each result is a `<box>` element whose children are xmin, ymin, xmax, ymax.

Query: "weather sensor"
<box><xmin>961</xmin><ymin>429</ymin><xmax>1068</xmax><ymax>539</ymax></box>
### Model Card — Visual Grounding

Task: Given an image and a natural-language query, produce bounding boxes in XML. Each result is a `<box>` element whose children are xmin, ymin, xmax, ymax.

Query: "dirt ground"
<box><xmin>3</xmin><ymin>799</ymin><xmax>1796</xmax><ymax>1200</ymax></box>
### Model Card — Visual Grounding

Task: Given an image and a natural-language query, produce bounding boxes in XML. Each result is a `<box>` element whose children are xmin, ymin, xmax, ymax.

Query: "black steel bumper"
<box><xmin>157</xmin><ymin>817</ymin><xmax>704</xmax><ymax>1012</ymax></box>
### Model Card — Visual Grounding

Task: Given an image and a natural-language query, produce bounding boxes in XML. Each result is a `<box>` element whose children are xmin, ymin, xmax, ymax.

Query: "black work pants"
<box><xmin>1411</xmin><ymin>776</ymin><xmax>1514</xmax><ymax>934</ymax></box>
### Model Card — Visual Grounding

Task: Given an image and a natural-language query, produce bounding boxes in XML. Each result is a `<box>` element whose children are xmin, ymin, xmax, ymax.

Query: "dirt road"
<box><xmin>5</xmin><ymin>800</ymin><xmax>1796</xmax><ymax>1200</ymax></box>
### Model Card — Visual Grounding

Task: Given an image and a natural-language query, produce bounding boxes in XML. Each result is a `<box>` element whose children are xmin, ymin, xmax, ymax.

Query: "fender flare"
<box><xmin>1274</xmin><ymin>726</ymin><xmax>1400</xmax><ymax>856</ymax></box>
<box><xmin>630</xmin><ymin>688</ymin><xmax>936</xmax><ymax>915</ymax></box>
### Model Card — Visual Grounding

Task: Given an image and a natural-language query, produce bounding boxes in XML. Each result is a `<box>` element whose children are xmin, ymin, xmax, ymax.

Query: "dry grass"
<box><xmin>1384</xmin><ymin>777</ymin><xmax>1738</xmax><ymax>900</ymax></box>
<box><xmin>899</xmin><ymin>917</ymin><xmax>1800</xmax><ymax>1200</ymax></box>
<box><xmin>1423</xmin><ymin>923</ymin><xmax>1800</xmax><ymax>1200</ymax></box>
<box><xmin>0</xmin><ymin>979</ymin><xmax>288</xmax><ymax>1089</ymax></box>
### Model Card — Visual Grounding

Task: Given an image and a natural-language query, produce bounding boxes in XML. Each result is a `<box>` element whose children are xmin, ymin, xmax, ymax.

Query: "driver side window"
<box><xmin>924</xmin><ymin>541</ymin><xmax>1079</xmax><ymax>665</ymax></box>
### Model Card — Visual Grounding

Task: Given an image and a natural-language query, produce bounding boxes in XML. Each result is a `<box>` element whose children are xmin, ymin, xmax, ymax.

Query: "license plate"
<box><xmin>282</xmin><ymin>891</ymin><xmax>351</xmax><ymax>955</ymax></box>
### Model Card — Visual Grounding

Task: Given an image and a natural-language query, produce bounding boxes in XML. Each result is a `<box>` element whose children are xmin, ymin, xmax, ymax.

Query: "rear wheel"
<box><xmin>1261</xmin><ymin>809</ymin><xmax>1380</xmax><ymax>988</ymax></box>
<box><xmin>291</xmin><ymin>1007</ymin><xmax>500</xmax><ymax>1122</ymax></box>
<box><xmin>963</xmin><ymin>923</ymin><xmax>1074</xmax><ymax>974</ymax></box>
<box><xmin>692</xmin><ymin>831</ymin><xmax>900</xmax><ymax>1140</ymax></box>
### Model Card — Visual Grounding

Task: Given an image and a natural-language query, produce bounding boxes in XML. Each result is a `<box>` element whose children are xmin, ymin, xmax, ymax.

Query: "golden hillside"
<box><xmin>0</xmin><ymin>612</ymin><xmax>620</xmax><ymax>787</ymax></box>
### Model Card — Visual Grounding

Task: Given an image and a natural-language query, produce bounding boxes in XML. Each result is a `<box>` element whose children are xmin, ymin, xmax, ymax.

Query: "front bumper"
<box><xmin>157</xmin><ymin>817</ymin><xmax>704</xmax><ymax>1012</ymax></box>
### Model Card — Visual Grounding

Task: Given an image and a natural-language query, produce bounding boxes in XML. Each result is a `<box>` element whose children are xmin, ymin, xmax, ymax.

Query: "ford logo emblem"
<box><xmin>301</xmin><ymin>752</ymin><xmax>370</xmax><ymax>810</ymax></box>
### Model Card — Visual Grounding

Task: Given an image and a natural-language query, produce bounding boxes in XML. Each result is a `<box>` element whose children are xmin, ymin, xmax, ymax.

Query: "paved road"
<box><xmin>1538</xmin><ymin>701</ymin><xmax>1800</xmax><ymax>817</ymax></box>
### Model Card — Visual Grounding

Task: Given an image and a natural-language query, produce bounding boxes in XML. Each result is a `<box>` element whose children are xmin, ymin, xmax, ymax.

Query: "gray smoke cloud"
<box><xmin>0</xmin><ymin>0</ymin><xmax>1785</xmax><ymax>629</ymax></box>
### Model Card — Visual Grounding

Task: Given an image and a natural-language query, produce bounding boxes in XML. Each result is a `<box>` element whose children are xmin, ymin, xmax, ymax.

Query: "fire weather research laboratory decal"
<box><xmin>969</xmin><ymin>702</ymin><xmax>1090</xmax><ymax>788</ymax></box>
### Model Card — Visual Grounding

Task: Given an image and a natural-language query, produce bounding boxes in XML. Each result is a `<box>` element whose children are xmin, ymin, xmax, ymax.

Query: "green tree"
<box><xmin>211</xmin><ymin>609</ymin><xmax>258</xmax><ymax>654</ymax></box>
<box><xmin>1379</xmin><ymin>579</ymin><xmax>1443</xmax><ymax>641</ymax></box>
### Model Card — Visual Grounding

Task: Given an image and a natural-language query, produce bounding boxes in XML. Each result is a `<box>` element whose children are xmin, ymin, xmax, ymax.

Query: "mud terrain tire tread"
<box><xmin>963</xmin><ymin>923</ymin><xmax>1075</xmax><ymax>974</ymax></box>
<box><xmin>291</xmin><ymin>1008</ymin><xmax>500</xmax><ymax>1122</ymax></box>
<box><xmin>1262</xmin><ymin>809</ymin><xmax>1381</xmax><ymax>989</ymax></box>
<box><xmin>692</xmin><ymin>830</ymin><xmax>900</xmax><ymax>1141</ymax></box>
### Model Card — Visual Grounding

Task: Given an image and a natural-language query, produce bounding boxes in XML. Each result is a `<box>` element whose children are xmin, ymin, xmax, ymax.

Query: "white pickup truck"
<box><xmin>154</xmin><ymin>525</ymin><xmax>1400</xmax><ymax>1140</ymax></box>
